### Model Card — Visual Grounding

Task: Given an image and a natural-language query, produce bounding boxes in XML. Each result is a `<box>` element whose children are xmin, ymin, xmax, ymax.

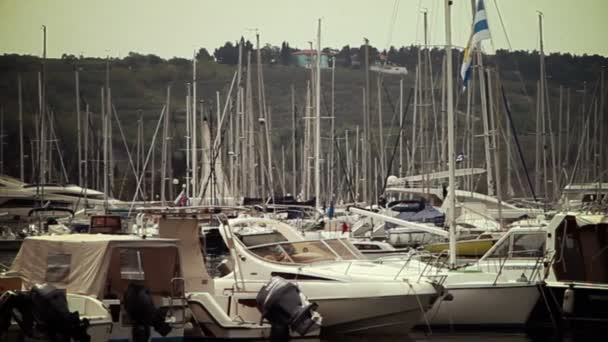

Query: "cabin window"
<box><xmin>510</xmin><ymin>233</ymin><xmax>546</xmax><ymax>258</ymax></box>
<box><xmin>120</xmin><ymin>249</ymin><xmax>145</xmax><ymax>280</ymax></box>
<box><xmin>356</xmin><ymin>244</ymin><xmax>381</xmax><ymax>250</ymax></box>
<box><xmin>46</xmin><ymin>253</ymin><xmax>71</xmax><ymax>282</ymax></box>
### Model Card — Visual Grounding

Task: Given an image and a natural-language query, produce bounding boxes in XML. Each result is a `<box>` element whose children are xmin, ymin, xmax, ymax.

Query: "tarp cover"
<box><xmin>7</xmin><ymin>234</ymin><xmax>178</xmax><ymax>298</ymax></box>
<box><xmin>158</xmin><ymin>218</ymin><xmax>214</xmax><ymax>293</ymax></box>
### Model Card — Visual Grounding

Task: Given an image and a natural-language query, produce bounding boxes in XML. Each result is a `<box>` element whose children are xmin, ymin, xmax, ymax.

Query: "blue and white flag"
<box><xmin>460</xmin><ymin>0</ymin><xmax>492</xmax><ymax>90</ymax></box>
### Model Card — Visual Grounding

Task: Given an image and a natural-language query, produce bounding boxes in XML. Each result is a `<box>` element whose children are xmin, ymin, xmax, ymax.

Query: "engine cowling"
<box><xmin>123</xmin><ymin>282</ymin><xmax>171</xmax><ymax>342</ymax></box>
<box><xmin>256</xmin><ymin>276</ymin><xmax>321</xmax><ymax>341</ymax></box>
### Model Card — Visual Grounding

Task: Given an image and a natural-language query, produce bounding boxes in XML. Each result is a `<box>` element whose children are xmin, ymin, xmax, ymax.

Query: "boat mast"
<box><xmin>18</xmin><ymin>74</ymin><xmax>24</xmax><ymax>182</ymax></box>
<box><xmin>539</xmin><ymin>12</ymin><xmax>548</xmax><ymax>204</ymax></box>
<box><xmin>186</xmin><ymin>83</ymin><xmax>191</xmax><ymax>199</ymax></box>
<box><xmin>84</xmin><ymin>104</ymin><xmax>89</xmax><ymax>205</ymax></box>
<box><xmin>192</xmin><ymin>55</ymin><xmax>198</xmax><ymax>198</ymax></box>
<box><xmin>0</xmin><ymin>109</ymin><xmax>4</xmax><ymax>175</ymax></box>
<box><xmin>315</xmin><ymin>18</ymin><xmax>322</xmax><ymax>216</ymax></box>
<box><xmin>445</xmin><ymin>0</ymin><xmax>457</xmax><ymax>268</ymax></box>
<box><xmin>291</xmin><ymin>84</ymin><xmax>297</xmax><ymax>195</ymax></box>
<box><xmin>364</xmin><ymin>38</ymin><xmax>371</xmax><ymax>204</ymax></box>
<box><xmin>330</xmin><ymin>54</ymin><xmax>336</xmax><ymax>202</ymax></box>
<box><xmin>160</xmin><ymin>85</ymin><xmax>170</xmax><ymax>205</ymax></box>
<box><xmin>399</xmin><ymin>78</ymin><xmax>404</xmax><ymax>177</ymax></box>
<box><xmin>75</xmin><ymin>68</ymin><xmax>82</xmax><ymax>186</ymax></box>
<box><xmin>103</xmin><ymin>56</ymin><xmax>111</xmax><ymax>213</ymax></box>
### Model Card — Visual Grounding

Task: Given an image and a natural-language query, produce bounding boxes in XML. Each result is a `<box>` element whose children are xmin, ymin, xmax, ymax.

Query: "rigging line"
<box><xmin>567</xmin><ymin>78</ymin><xmax>601</xmax><ymax>187</ymax></box>
<box><xmin>492</xmin><ymin>0</ymin><xmax>512</xmax><ymax>51</ymax></box>
<box><xmin>382</xmin><ymin>87</ymin><xmax>414</xmax><ymax>193</ymax></box>
<box><xmin>384</xmin><ymin>0</ymin><xmax>400</xmax><ymax>52</ymax></box>
<box><xmin>334</xmin><ymin>135</ymin><xmax>356</xmax><ymax>202</ymax></box>
<box><xmin>501</xmin><ymin>85</ymin><xmax>537</xmax><ymax>202</ymax></box>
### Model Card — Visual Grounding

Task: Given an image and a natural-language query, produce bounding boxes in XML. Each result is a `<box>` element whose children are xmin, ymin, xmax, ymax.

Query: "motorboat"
<box><xmin>155</xmin><ymin>212</ymin><xmax>322</xmax><ymax>339</ymax></box>
<box><xmin>1</xmin><ymin>234</ymin><xmax>188</xmax><ymax>340</ymax></box>
<box><xmin>210</xmin><ymin>216</ymin><xmax>443</xmax><ymax>335</ymax></box>
<box><xmin>0</xmin><ymin>175</ymin><xmax>124</xmax><ymax>222</ymax></box>
<box><xmin>223</xmin><ymin>215</ymin><xmax>539</xmax><ymax>329</ymax></box>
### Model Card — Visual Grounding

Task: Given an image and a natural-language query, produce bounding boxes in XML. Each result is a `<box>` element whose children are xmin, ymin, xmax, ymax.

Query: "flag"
<box><xmin>460</xmin><ymin>0</ymin><xmax>492</xmax><ymax>90</ymax></box>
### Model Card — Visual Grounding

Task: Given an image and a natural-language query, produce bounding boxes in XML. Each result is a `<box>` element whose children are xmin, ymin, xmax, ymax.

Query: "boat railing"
<box><xmin>418</xmin><ymin>250</ymin><xmax>450</xmax><ymax>282</ymax></box>
<box><xmin>492</xmin><ymin>249</ymin><xmax>548</xmax><ymax>285</ymax></box>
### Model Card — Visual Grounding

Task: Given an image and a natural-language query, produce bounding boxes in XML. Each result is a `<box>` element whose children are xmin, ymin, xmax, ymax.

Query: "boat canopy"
<box><xmin>8</xmin><ymin>234</ymin><xmax>180</xmax><ymax>298</ymax></box>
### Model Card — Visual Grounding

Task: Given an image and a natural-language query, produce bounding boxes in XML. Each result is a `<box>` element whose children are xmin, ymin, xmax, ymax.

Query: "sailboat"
<box><xmin>374</xmin><ymin>0</ymin><xmax>542</xmax><ymax>328</ymax></box>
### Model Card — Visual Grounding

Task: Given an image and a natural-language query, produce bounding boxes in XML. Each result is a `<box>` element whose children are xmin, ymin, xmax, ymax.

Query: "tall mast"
<box><xmin>364</xmin><ymin>38</ymin><xmax>371</xmax><ymax>204</ymax></box>
<box><xmin>600</xmin><ymin>68</ymin><xmax>605</xmax><ymax>185</ymax></box>
<box><xmin>160</xmin><ymin>85</ymin><xmax>171</xmax><ymax>205</ymax></box>
<box><xmin>445</xmin><ymin>0</ymin><xmax>457</xmax><ymax>268</ymax></box>
<box><xmin>355</xmin><ymin>125</ymin><xmax>360</xmax><ymax>201</ymax></box>
<box><xmin>40</xmin><ymin>25</ymin><xmax>47</xmax><ymax>192</ymax></box>
<box><xmin>330</xmin><ymin>54</ymin><xmax>336</xmax><ymax>201</ymax></box>
<box><xmin>538</xmin><ymin>12</ymin><xmax>548</xmax><ymax>203</ymax></box>
<box><xmin>291</xmin><ymin>85</ymin><xmax>297</xmax><ymax>195</ymax></box>
<box><xmin>399</xmin><ymin>78</ymin><xmax>404</xmax><ymax>177</ymax></box>
<box><xmin>314</xmin><ymin>19</ymin><xmax>322</xmax><ymax>215</ymax></box>
<box><xmin>377</xmin><ymin>77</ymin><xmax>386</xmax><ymax>184</ymax></box>
<box><xmin>186</xmin><ymin>83</ymin><xmax>191</xmax><ymax>198</ymax></box>
<box><xmin>0</xmin><ymin>109</ymin><xmax>4</xmax><ymax>175</ymax></box>
<box><xmin>192</xmin><ymin>54</ymin><xmax>198</xmax><ymax>198</ymax></box>
<box><xmin>75</xmin><ymin>68</ymin><xmax>82</xmax><ymax>186</ymax></box>
<box><xmin>84</xmin><ymin>104</ymin><xmax>89</xmax><ymax>204</ymax></box>
<box><xmin>102</xmin><ymin>85</ymin><xmax>108</xmax><ymax>212</ymax></box>
<box><xmin>105</xmin><ymin>57</ymin><xmax>112</xmax><ymax>207</ymax></box>
<box><xmin>18</xmin><ymin>74</ymin><xmax>24</xmax><ymax>181</ymax></box>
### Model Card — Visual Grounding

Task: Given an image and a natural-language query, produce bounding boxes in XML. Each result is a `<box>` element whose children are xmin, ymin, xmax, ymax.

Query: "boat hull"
<box><xmin>421</xmin><ymin>283</ymin><xmax>540</xmax><ymax>328</ymax></box>
<box><xmin>213</xmin><ymin>279</ymin><xmax>439</xmax><ymax>336</ymax></box>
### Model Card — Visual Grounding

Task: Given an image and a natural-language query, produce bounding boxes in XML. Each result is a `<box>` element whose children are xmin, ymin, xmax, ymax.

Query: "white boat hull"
<box><xmin>424</xmin><ymin>284</ymin><xmax>540</xmax><ymax>328</ymax></box>
<box><xmin>213</xmin><ymin>279</ymin><xmax>439</xmax><ymax>336</ymax></box>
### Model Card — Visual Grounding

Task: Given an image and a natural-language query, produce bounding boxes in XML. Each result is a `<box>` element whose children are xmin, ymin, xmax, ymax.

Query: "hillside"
<box><xmin>0</xmin><ymin>49</ymin><xmax>606</xmax><ymax>200</ymax></box>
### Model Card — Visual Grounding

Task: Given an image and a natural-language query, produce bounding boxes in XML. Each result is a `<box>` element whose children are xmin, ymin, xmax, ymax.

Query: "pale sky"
<box><xmin>1</xmin><ymin>0</ymin><xmax>607</xmax><ymax>58</ymax></box>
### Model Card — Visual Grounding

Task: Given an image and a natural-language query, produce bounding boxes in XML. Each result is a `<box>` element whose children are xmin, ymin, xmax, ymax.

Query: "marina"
<box><xmin>1</xmin><ymin>0</ymin><xmax>608</xmax><ymax>341</ymax></box>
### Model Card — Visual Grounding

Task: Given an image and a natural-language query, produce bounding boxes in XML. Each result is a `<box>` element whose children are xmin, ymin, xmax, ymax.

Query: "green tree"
<box><xmin>279</xmin><ymin>41</ymin><xmax>293</xmax><ymax>66</ymax></box>
<box><xmin>196</xmin><ymin>48</ymin><xmax>213</xmax><ymax>61</ymax></box>
<box><xmin>214</xmin><ymin>42</ymin><xmax>239</xmax><ymax>65</ymax></box>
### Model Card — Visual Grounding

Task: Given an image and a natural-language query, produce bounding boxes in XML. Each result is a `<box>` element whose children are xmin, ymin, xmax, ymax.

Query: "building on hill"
<box><xmin>293</xmin><ymin>50</ymin><xmax>330</xmax><ymax>69</ymax></box>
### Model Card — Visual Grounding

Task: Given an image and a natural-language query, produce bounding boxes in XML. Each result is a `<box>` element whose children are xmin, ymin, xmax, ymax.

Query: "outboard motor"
<box><xmin>123</xmin><ymin>282</ymin><xmax>171</xmax><ymax>342</ymax></box>
<box><xmin>256</xmin><ymin>276</ymin><xmax>322</xmax><ymax>341</ymax></box>
<box><xmin>0</xmin><ymin>284</ymin><xmax>90</xmax><ymax>342</ymax></box>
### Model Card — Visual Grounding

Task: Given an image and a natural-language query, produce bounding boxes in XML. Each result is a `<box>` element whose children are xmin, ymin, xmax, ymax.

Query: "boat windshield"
<box><xmin>248</xmin><ymin>239</ymin><xmax>359</xmax><ymax>264</ymax></box>
<box><xmin>484</xmin><ymin>231</ymin><xmax>546</xmax><ymax>259</ymax></box>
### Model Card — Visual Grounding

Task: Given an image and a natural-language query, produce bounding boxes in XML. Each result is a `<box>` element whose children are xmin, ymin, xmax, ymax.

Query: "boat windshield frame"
<box><xmin>247</xmin><ymin>238</ymin><xmax>361</xmax><ymax>265</ymax></box>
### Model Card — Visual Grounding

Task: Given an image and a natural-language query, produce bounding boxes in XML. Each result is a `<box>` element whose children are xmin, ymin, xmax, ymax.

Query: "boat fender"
<box><xmin>124</xmin><ymin>282</ymin><xmax>171</xmax><ymax>342</ymax></box>
<box><xmin>562</xmin><ymin>285</ymin><xmax>575</xmax><ymax>315</ymax></box>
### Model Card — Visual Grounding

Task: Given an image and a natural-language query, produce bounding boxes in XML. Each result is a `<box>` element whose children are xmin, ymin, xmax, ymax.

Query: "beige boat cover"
<box><xmin>7</xmin><ymin>234</ymin><xmax>179</xmax><ymax>298</ymax></box>
<box><xmin>157</xmin><ymin>218</ymin><xmax>214</xmax><ymax>293</ymax></box>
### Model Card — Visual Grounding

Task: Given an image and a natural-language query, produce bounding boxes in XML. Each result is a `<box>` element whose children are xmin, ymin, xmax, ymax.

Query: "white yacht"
<box><xmin>205</xmin><ymin>216</ymin><xmax>444</xmax><ymax>335</ymax></box>
<box><xmin>220</xmin><ymin>216</ymin><xmax>540</xmax><ymax>329</ymax></box>
<box><xmin>0</xmin><ymin>175</ymin><xmax>122</xmax><ymax>221</ymax></box>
